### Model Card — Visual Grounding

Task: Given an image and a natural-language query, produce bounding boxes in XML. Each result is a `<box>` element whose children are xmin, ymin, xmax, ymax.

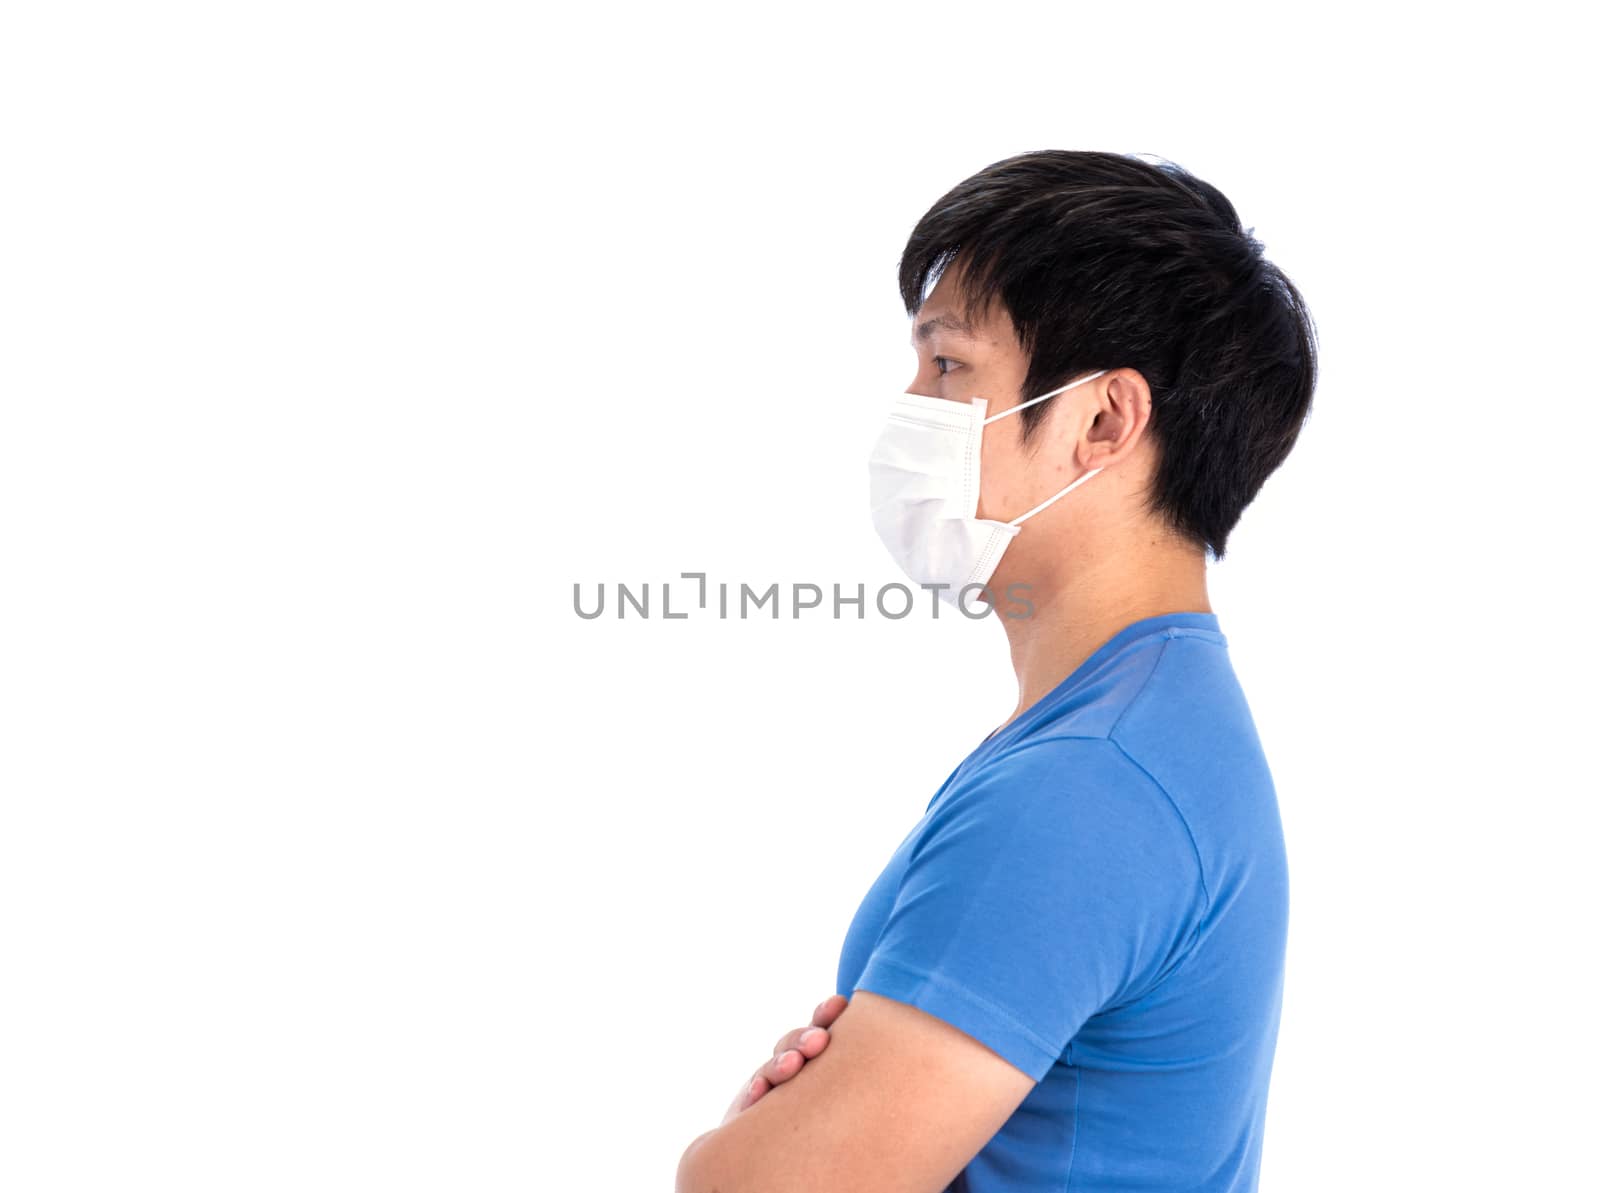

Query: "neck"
<box><xmin>992</xmin><ymin>529</ymin><xmax>1213</xmax><ymax>734</ymax></box>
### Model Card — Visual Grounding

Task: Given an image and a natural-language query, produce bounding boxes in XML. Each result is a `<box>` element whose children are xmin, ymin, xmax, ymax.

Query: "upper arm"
<box><xmin>856</xmin><ymin>738</ymin><xmax>1207</xmax><ymax>1077</ymax></box>
<box><xmin>675</xmin><ymin>988</ymin><xmax>1036</xmax><ymax>1193</ymax></box>
<box><xmin>679</xmin><ymin>738</ymin><xmax>1206</xmax><ymax>1193</ymax></box>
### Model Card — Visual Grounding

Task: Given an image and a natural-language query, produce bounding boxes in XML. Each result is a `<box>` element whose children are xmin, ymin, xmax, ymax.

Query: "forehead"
<box><xmin>910</xmin><ymin>263</ymin><xmax>1011</xmax><ymax>347</ymax></box>
<box><xmin>911</xmin><ymin>311</ymin><xmax>978</xmax><ymax>345</ymax></box>
<box><xmin>909</xmin><ymin>298</ymin><xmax>1012</xmax><ymax>352</ymax></box>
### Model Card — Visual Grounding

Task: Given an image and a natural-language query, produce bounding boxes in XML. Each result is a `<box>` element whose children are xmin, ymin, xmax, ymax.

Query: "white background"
<box><xmin>2</xmin><ymin>3</ymin><xmax>1596</xmax><ymax>1189</ymax></box>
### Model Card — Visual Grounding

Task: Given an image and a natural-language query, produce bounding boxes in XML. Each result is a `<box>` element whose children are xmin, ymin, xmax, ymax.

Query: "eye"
<box><xmin>933</xmin><ymin>355</ymin><xmax>959</xmax><ymax>376</ymax></box>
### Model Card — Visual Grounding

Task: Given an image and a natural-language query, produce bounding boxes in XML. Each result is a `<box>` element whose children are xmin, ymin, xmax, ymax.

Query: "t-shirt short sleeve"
<box><xmin>852</xmin><ymin>736</ymin><xmax>1207</xmax><ymax>1081</ymax></box>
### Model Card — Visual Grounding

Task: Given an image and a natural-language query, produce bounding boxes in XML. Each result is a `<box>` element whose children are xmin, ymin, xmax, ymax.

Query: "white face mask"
<box><xmin>867</xmin><ymin>369</ymin><xmax>1108</xmax><ymax>607</ymax></box>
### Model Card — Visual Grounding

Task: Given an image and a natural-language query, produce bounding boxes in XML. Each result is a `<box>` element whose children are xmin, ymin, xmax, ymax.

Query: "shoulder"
<box><xmin>922</xmin><ymin>735</ymin><xmax>1205</xmax><ymax>898</ymax></box>
<box><xmin>938</xmin><ymin>734</ymin><xmax>1189</xmax><ymax>835</ymax></box>
<box><xmin>1100</xmin><ymin>633</ymin><xmax>1280</xmax><ymax>858</ymax></box>
<box><xmin>1022</xmin><ymin>625</ymin><xmax>1238</xmax><ymax>746</ymax></box>
<box><xmin>1105</xmin><ymin>630</ymin><xmax>1261</xmax><ymax>762</ymax></box>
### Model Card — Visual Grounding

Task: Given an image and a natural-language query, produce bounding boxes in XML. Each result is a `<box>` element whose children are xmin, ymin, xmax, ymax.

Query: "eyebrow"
<box><xmin>912</xmin><ymin>313</ymin><xmax>976</xmax><ymax>343</ymax></box>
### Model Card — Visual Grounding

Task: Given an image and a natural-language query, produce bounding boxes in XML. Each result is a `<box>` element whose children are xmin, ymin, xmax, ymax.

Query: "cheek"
<box><xmin>976</xmin><ymin>430</ymin><xmax>1025</xmax><ymax>520</ymax></box>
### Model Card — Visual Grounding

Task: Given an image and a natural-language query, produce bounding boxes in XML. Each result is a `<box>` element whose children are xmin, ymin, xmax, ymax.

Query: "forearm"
<box><xmin>675</xmin><ymin>1126</ymin><xmax>721</xmax><ymax>1193</ymax></box>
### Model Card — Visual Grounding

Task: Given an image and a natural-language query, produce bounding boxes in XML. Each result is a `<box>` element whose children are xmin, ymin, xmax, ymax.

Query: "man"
<box><xmin>677</xmin><ymin>149</ymin><xmax>1317</xmax><ymax>1193</ymax></box>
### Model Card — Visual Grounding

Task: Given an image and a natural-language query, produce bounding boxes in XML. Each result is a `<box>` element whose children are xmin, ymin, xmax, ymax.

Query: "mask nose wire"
<box><xmin>979</xmin><ymin>368</ymin><xmax>1109</xmax><ymax>426</ymax></box>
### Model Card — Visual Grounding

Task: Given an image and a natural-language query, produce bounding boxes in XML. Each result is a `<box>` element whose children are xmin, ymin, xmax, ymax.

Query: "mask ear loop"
<box><xmin>1008</xmin><ymin>466</ymin><xmax>1104</xmax><ymax>527</ymax></box>
<box><xmin>979</xmin><ymin>368</ymin><xmax>1109</xmax><ymax>426</ymax></box>
<box><xmin>976</xmin><ymin>368</ymin><xmax>1111</xmax><ymax>526</ymax></box>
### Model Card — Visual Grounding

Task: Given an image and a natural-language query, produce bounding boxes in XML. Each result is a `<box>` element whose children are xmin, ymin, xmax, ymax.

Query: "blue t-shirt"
<box><xmin>835</xmin><ymin>612</ymin><xmax>1288</xmax><ymax>1192</ymax></box>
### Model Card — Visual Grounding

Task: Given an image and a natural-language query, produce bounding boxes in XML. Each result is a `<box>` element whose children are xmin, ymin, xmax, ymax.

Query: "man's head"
<box><xmin>902</xmin><ymin>150</ymin><xmax>1317</xmax><ymax>577</ymax></box>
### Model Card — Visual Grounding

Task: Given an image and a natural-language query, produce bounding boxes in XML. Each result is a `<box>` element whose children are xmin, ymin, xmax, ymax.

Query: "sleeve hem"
<box><xmin>852</xmin><ymin>953</ymin><xmax>1059</xmax><ymax>1082</ymax></box>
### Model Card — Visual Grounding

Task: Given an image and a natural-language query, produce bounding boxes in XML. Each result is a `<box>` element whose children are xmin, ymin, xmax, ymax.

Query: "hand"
<box><xmin>721</xmin><ymin>994</ymin><xmax>849</xmax><ymax>1125</ymax></box>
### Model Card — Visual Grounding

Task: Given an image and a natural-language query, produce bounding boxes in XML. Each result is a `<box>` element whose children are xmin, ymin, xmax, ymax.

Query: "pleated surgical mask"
<box><xmin>866</xmin><ymin>369</ymin><xmax>1108</xmax><ymax>607</ymax></box>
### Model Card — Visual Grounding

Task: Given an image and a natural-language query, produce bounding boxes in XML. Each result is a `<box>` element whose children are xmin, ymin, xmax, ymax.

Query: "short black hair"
<box><xmin>899</xmin><ymin>149</ymin><xmax>1318</xmax><ymax>560</ymax></box>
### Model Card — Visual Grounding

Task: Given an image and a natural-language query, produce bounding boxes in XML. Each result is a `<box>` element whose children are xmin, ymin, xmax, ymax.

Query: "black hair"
<box><xmin>899</xmin><ymin>149</ymin><xmax>1318</xmax><ymax>560</ymax></box>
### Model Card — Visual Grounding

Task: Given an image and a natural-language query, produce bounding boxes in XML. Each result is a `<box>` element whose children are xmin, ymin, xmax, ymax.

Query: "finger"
<box><xmin>723</xmin><ymin>1073</ymin><xmax>771</xmax><ymax>1125</ymax></box>
<box><xmin>770</xmin><ymin>1023</ymin><xmax>831</xmax><ymax>1061</ymax></box>
<box><xmin>811</xmin><ymin>994</ymin><xmax>849</xmax><ymax>1027</ymax></box>
<box><xmin>796</xmin><ymin>1025</ymin><xmax>830</xmax><ymax>1060</ymax></box>
<box><xmin>745</xmin><ymin>1072</ymin><xmax>772</xmax><ymax>1104</ymax></box>
<box><xmin>771</xmin><ymin>995</ymin><xmax>848</xmax><ymax>1056</ymax></box>
<box><xmin>765</xmin><ymin>1048</ymin><xmax>803</xmax><ymax>1084</ymax></box>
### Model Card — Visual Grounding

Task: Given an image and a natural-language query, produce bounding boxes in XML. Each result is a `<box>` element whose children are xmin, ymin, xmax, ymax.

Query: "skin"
<box><xmin>717</xmin><ymin>994</ymin><xmax>851</xmax><ymax>1125</ymax></box>
<box><xmin>676</xmin><ymin>257</ymin><xmax>1214</xmax><ymax>1193</ymax></box>
<box><xmin>921</xmin><ymin>260</ymin><xmax>1214</xmax><ymax>732</ymax></box>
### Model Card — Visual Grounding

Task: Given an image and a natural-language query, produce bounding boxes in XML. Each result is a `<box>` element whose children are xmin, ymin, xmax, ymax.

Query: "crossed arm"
<box><xmin>674</xmin><ymin>989</ymin><xmax>1038</xmax><ymax>1193</ymax></box>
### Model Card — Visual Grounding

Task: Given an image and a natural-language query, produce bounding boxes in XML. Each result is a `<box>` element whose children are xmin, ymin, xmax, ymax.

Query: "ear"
<box><xmin>1081</xmin><ymin>368</ymin><xmax>1153</xmax><ymax>466</ymax></box>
